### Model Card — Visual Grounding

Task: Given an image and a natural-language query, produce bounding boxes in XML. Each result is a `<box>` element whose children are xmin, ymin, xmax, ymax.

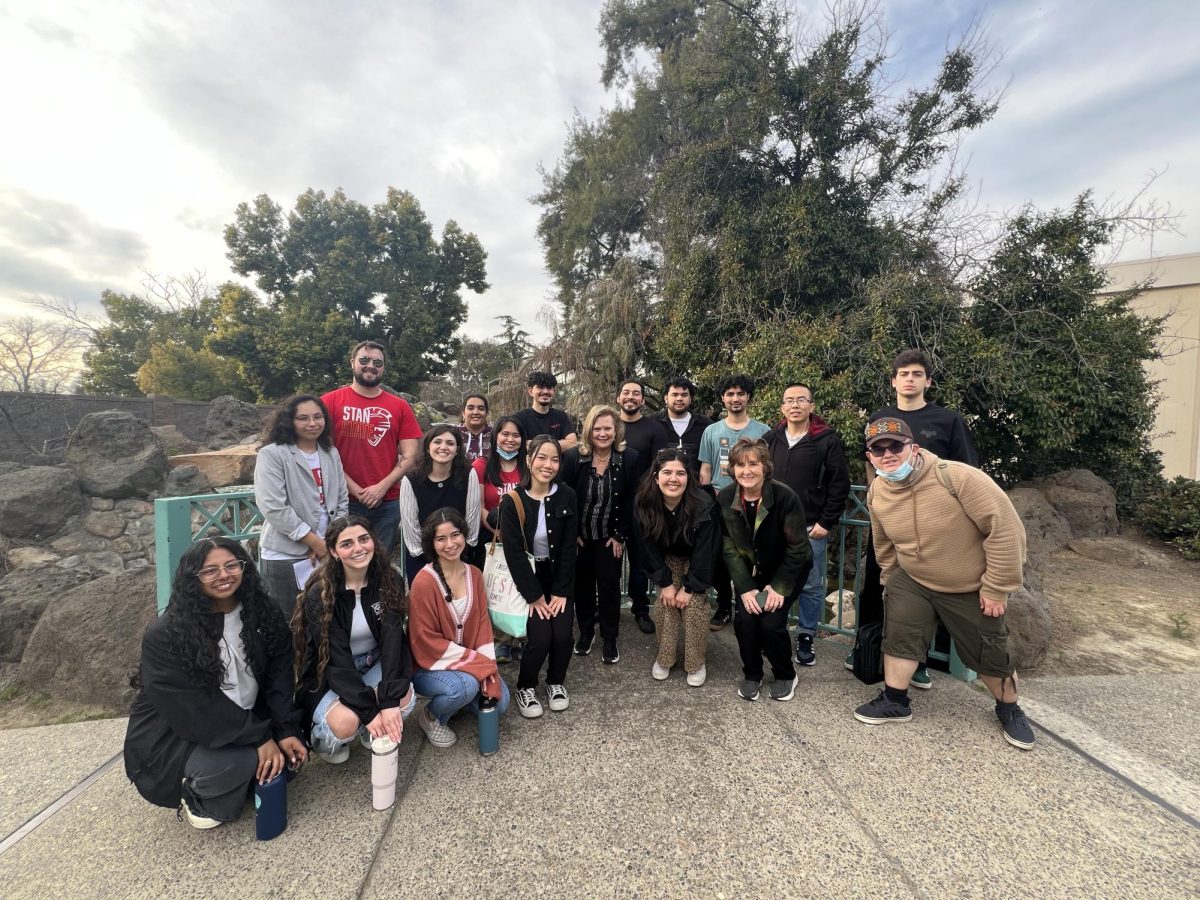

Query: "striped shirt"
<box><xmin>581</xmin><ymin>463</ymin><xmax>614</xmax><ymax>541</ymax></box>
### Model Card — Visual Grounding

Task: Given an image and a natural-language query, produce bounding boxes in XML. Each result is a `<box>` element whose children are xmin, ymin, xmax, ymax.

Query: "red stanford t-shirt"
<box><xmin>322</xmin><ymin>386</ymin><xmax>422</xmax><ymax>502</ymax></box>
<box><xmin>472</xmin><ymin>456</ymin><xmax>522</xmax><ymax>514</ymax></box>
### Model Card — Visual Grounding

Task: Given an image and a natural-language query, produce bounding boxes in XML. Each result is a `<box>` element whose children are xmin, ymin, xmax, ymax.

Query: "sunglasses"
<box><xmin>866</xmin><ymin>440</ymin><xmax>910</xmax><ymax>458</ymax></box>
<box><xmin>357</xmin><ymin>356</ymin><xmax>384</xmax><ymax>368</ymax></box>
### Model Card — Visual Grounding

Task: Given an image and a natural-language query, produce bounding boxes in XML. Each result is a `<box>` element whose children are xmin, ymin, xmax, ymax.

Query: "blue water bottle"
<box><xmin>477</xmin><ymin>695</ymin><xmax>500</xmax><ymax>756</ymax></box>
<box><xmin>254</xmin><ymin>771</ymin><xmax>287</xmax><ymax>840</ymax></box>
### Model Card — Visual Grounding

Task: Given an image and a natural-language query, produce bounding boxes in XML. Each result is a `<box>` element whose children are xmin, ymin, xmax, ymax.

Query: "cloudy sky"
<box><xmin>1</xmin><ymin>0</ymin><xmax>1198</xmax><ymax>341</ymax></box>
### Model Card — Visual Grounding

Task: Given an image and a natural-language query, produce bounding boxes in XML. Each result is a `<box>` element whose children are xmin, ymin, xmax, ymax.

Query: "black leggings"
<box><xmin>518</xmin><ymin>560</ymin><xmax>575</xmax><ymax>690</ymax></box>
<box><xmin>733</xmin><ymin>595</ymin><xmax>796</xmax><ymax>682</ymax></box>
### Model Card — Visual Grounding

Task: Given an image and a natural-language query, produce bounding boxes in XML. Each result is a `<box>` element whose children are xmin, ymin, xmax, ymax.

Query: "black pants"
<box><xmin>713</xmin><ymin>551</ymin><xmax>733</xmax><ymax>617</ymax></box>
<box><xmin>734</xmin><ymin>594</ymin><xmax>796</xmax><ymax>682</ymax></box>
<box><xmin>182</xmin><ymin>744</ymin><xmax>258</xmax><ymax>822</ymax></box>
<box><xmin>518</xmin><ymin>560</ymin><xmax>575</xmax><ymax>690</ymax></box>
<box><xmin>575</xmin><ymin>538</ymin><xmax>623</xmax><ymax>642</ymax></box>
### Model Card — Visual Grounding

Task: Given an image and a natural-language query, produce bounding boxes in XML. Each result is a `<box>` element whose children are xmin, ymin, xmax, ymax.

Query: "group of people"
<box><xmin>123</xmin><ymin>341</ymin><xmax>1034</xmax><ymax>830</ymax></box>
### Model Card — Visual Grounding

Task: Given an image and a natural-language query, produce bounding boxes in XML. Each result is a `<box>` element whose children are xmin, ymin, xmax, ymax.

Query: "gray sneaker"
<box><xmin>738</xmin><ymin>679</ymin><xmax>761</xmax><ymax>701</ymax></box>
<box><xmin>853</xmin><ymin>690</ymin><xmax>913</xmax><ymax>724</ymax></box>
<box><xmin>770</xmin><ymin>675</ymin><xmax>798</xmax><ymax>702</ymax></box>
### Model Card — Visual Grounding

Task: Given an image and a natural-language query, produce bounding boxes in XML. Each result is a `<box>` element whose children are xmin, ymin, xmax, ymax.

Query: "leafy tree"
<box><xmin>495</xmin><ymin>315</ymin><xmax>532</xmax><ymax>367</ymax></box>
<box><xmin>224</xmin><ymin>187</ymin><xmax>489</xmax><ymax>395</ymax></box>
<box><xmin>136</xmin><ymin>343</ymin><xmax>252</xmax><ymax>401</ymax></box>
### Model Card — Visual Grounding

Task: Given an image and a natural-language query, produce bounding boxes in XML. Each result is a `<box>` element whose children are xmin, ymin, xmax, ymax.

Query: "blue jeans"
<box><xmin>349</xmin><ymin>499</ymin><xmax>401</xmax><ymax>556</ymax></box>
<box><xmin>412</xmin><ymin>669</ymin><xmax>510</xmax><ymax>725</ymax></box>
<box><xmin>796</xmin><ymin>533</ymin><xmax>827</xmax><ymax>638</ymax></box>
<box><xmin>310</xmin><ymin>653</ymin><xmax>416</xmax><ymax>755</ymax></box>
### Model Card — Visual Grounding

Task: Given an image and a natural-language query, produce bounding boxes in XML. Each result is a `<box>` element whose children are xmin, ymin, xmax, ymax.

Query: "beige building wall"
<box><xmin>1103</xmin><ymin>252</ymin><xmax>1200</xmax><ymax>479</ymax></box>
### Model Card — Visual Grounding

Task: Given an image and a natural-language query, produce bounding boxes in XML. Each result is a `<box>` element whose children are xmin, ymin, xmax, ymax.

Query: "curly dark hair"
<box><xmin>419</xmin><ymin>507</ymin><xmax>471</xmax><ymax>600</ymax></box>
<box><xmin>262</xmin><ymin>394</ymin><xmax>333</xmax><ymax>449</ymax></box>
<box><xmin>634</xmin><ymin>449</ymin><xmax>709</xmax><ymax>546</ymax></box>
<box><xmin>290</xmin><ymin>516</ymin><xmax>406</xmax><ymax>692</ymax></box>
<box><xmin>415</xmin><ymin>423</ymin><xmax>471</xmax><ymax>489</ymax></box>
<box><xmin>157</xmin><ymin>537</ymin><xmax>287</xmax><ymax>694</ymax></box>
<box><xmin>716</xmin><ymin>373</ymin><xmax>755</xmax><ymax>399</ymax></box>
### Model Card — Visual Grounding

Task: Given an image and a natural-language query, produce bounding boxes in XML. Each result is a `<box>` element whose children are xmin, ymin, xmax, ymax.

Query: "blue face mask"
<box><xmin>495</xmin><ymin>447</ymin><xmax>520</xmax><ymax>461</ymax></box>
<box><xmin>875</xmin><ymin>458</ymin><xmax>914</xmax><ymax>482</ymax></box>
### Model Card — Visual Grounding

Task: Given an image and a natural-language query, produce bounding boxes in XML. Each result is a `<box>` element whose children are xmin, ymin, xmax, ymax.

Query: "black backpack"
<box><xmin>851</xmin><ymin>619</ymin><xmax>884</xmax><ymax>685</ymax></box>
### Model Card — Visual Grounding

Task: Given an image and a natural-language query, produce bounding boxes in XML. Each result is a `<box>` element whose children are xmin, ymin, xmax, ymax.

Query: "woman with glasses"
<box><xmin>499</xmin><ymin>435</ymin><xmax>578</xmax><ymax>718</ymax></box>
<box><xmin>557</xmin><ymin>405</ymin><xmax>639</xmax><ymax>665</ymax></box>
<box><xmin>407</xmin><ymin>508</ymin><xmax>509</xmax><ymax>748</ymax></box>
<box><xmin>474</xmin><ymin>415</ymin><xmax>528</xmax><ymax>663</ymax></box>
<box><xmin>633</xmin><ymin>449</ymin><xmax>721</xmax><ymax>687</ymax></box>
<box><xmin>291</xmin><ymin>516</ymin><xmax>415</xmax><ymax>764</ymax></box>
<box><xmin>255</xmin><ymin>394</ymin><xmax>349</xmax><ymax>617</ymax></box>
<box><xmin>717</xmin><ymin>438</ymin><xmax>812</xmax><ymax>702</ymax></box>
<box><xmin>124</xmin><ymin>538</ymin><xmax>307</xmax><ymax>829</ymax></box>
<box><xmin>398</xmin><ymin>424</ymin><xmax>482</xmax><ymax>585</ymax></box>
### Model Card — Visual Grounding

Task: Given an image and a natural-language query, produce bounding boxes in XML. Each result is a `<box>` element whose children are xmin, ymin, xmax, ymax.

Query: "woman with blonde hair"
<box><xmin>558</xmin><ymin>404</ymin><xmax>640</xmax><ymax>665</ymax></box>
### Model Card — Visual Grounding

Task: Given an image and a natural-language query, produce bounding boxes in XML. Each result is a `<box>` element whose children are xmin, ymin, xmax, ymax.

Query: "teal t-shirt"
<box><xmin>698</xmin><ymin>418</ymin><xmax>770</xmax><ymax>489</ymax></box>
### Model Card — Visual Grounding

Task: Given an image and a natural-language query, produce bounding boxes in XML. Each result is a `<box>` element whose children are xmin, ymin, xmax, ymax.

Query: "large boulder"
<box><xmin>1006</xmin><ymin>562</ymin><xmax>1052</xmax><ymax>671</ymax></box>
<box><xmin>1006</xmin><ymin>486</ymin><xmax>1073</xmax><ymax>567</ymax></box>
<box><xmin>0</xmin><ymin>563</ymin><xmax>94</xmax><ymax>663</ymax></box>
<box><xmin>204</xmin><ymin>395</ymin><xmax>268</xmax><ymax>449</ymax></box>
<box><xmin>18</xmin><ymin>567</ymin><xmax>157</xmax><ymax>711</ymax></box>
<box><xmin>168</xmin><ymin>445</ymin><xmax>258</xmax><ymax>488</ymax></box>
<box><xmin>65</xmin><ymin>411</ymin><xmax>168</xmax><ymax>499</ymax></box>
<box><xmin>1033</xmin><ymin>469</ymin><xmax>1120</xmax><ymax>539</ymax></box>
<box><xmin>0</xmin><ymin>466</ymin><xmax>86</xmax><ymax>539</ymax></box>
<box><xmin>162</xmin><ymin>463</ymin><xmax>213</xmax><ymax>497</ymax></box>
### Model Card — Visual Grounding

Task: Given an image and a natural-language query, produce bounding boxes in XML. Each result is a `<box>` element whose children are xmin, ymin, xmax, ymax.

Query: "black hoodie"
<box><xmin>763</xmin><ymin>414</ymin><xmax>851</xmax><ymax>530</ymax></box>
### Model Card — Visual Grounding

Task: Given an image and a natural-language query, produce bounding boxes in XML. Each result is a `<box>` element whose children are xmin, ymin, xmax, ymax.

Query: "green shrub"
<box><xmin>1137</xmin><ymin>476</ymin><xmax>1200</xmax><ymax>560</ymax></box>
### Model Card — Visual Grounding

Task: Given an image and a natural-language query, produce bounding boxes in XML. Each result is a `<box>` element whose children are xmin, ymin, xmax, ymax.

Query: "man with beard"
<box><xmin>653</xmin><ymin>376</ymin><xmax>712</xmax><ymax>477</ymax></box>
<box><xmin>699</xmin><ymin>374</ymin><xmax>771</xmax><ymax>630</ymax></box>
<box><xmin>322</xmin><ymin>340</ymin><xmax>422</xmax><ymax>554</ymax></box>
<box><xmin>457</xmin><ymin>393</ymin><xmax>492</xmax><ymax>462</ymax></box>
<box><xmin>617</xmin><ymin>378</ymin><xmax>669</xmax><ymax>635</ymax></box>
<box><xmin>512</xmin><ymin>371</ymin><xmax>578</xmax><ymax>450</ymax></box>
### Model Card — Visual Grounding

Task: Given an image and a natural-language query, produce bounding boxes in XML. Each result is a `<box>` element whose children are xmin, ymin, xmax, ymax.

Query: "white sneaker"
<box><xmin>319</xmin><ymin>744</ymin><xmax>350</xmax><ymax>765</ymax></box>
<box><xmin>418</xmin><ymin>708</ymin><xmax>457</xmax><ymax>748</ymax></box>
<box><xmin>686</xmin><ymin>665</ymin><xmax>707</xmax><ymax>687</ymax></box>
<box><xmin>546</xmin><ymin>683</ymin><xmax>570</xmax><ymax>712</ymax></box>
<box><xmin>651</xmin><ymin>662</ymin><xmax>671</xmax><ymax>681</ymax></box>
<box><xmin>516</xmin><ymin>687</ymin><xmax>544</xmax><ymax>718</ymax></box>
<box><xmin>179</xmin><ymin>797</ymin><xmax>221</xmax><ymax>830</ymax></box>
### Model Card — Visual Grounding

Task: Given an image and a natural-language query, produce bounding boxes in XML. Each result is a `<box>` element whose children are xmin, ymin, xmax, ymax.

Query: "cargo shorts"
<box><xmin>881</xmin><ymin>567</ymin><xmax>1014</xmax><ymax>678</ymax></box>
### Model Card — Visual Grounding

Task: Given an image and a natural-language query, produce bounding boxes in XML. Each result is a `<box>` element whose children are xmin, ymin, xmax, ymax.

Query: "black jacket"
<box><xmin>294</xmin><ymin>579</ymin><xmax>413</xmax><ymax>736</ymax></box>
<box><xmin>763</xmin><ymin>416</ymin><xmax>851</xmax><ymax>530</ymax></box>
<box><xmin>717</xmin><ymin>479</ymin><xmax>813</xmax><ymax>598</ymax></box>
<box><xmin>498</xmin><ymin>485</ymin><xmax>579</xmax><ymax>601</ymax></box>
<box><xmin>633</xmin><ymin>491</ymin><xmax>721</xmax><ymax>595</ymax></box>
<box><xmin>557</xmin><ymin>446</ymin><xmax>640</xmax><ymax>543</ymax></box>
<box><xmin>123</xmin><ymin>608</ymin><xmax>301</xmax><ymax>809</ymax></box>
<box><xmin>653</xmin><ymin>409</ymin><xmax>713</xmax><ymax>475</ymax></box>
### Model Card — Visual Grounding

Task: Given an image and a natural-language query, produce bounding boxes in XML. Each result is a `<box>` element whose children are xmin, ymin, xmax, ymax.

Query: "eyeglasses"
<box><xmin>356</xmin><ymin>356</ymin><xmax>384</xmax><ymax>368</ymax></box>
<box><xmin>781</xmin><ymin>397</ymin><xmax>813</xmax><ymax>406</ymax></box>
<box><xmin>197</xmin><ymin>560</ymin><xmax>247</xmax><ymax>582</ymax></box>
<box><xmin>866</xmin><ymin>441</ymin><xmax>910</xmax><ymax>458</ymax></box>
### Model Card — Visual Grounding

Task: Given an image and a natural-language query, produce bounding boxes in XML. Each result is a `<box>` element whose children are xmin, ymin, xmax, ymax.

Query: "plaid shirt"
<box><xmin>457</xmin><ymin>423</ymin><xmax>492</xmax><ymax>462</ymax></box>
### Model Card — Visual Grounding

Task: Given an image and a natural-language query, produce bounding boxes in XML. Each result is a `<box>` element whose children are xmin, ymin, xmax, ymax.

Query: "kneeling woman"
<box><xmin>718</xmin><ymin>438</ymin><xmax>812</xmax><ymax>703</ymax></box>
<box><xmin>408</xmin><ymin>508</ymin><xmax>510</xmax><ymax>748</ymax></box>
<box><xmin>634</xmin><ymin>450</ymin><xmax>721</xmax><ymax>687</ymax></box>
<box><xmin>124</xmin><ymin>538</ymin><xmax>306</xmax><ymax>829</ymax></box>
<box><xmin>292</xmin><ymin>516</ymin><xmax>415</xmax><ymax>763</ymax></box>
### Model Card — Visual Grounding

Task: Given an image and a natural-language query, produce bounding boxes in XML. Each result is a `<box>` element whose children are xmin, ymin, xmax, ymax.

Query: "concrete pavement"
<box><xmin>1</xmin><ymin>627</ymin><xmax>1197</xmax><ymax>898</ymax></box>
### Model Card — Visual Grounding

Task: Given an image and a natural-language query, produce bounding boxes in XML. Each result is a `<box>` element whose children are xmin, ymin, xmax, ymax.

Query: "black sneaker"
<box><xmin>770</xmin><ymin>675</ymin><xmax>798</xmax><ymax>702</ymax></box>
<box><xmin>634</xmin><ymin>613</ymin><xmax>656</xmax><ymax>635</ymax></box>
<box><xmin>738</xmin><ymin>679</ymin><xmax>761</xmax><ymax>701</ymax></box>
<box><xmin>996</xmin><ymin>702</ymin><xmax>1035</xmax><ymax>750</ymax></box>
<box><xmin>574</xmin><ymin>629</ymin><xmax>595</xmax><ymax>656</ymax></box>
<box><xmin>602</xmin><ymin>640</ymin><xmax>620</xmax><ymax>664</ymax></box>
<box><xmin>793</xmin><ymin>634</ymin><xmax>816</xmax><ymax>666</ymax></box>
<box><xmin>709</xmin><ymin>610</ymin><xmax>732</xmax><ymax>632</ymax></box>
<box><xmin>853</xmin><ymin>690</ymin><xmax>913</xmax><ymax>724</ymax></box>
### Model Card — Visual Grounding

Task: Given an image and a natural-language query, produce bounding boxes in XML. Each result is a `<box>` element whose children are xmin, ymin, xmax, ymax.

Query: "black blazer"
<box><xmin>633</xmin><ymin>491</ymin><xmax>721</xmax><ymax>595</ymax></box>
<box><xmin>123</xmin><ymin>609</ymin><xmax>301</xmax><ymax>809</ymax></box>
<box><xmin>498</xmin><ymin>485</ymin><xmax>578</xmax><ymax>602</ymax></box>
<box><xmin>294</xmin><ymin>579</ymin><xmax>413</xmax><ymax>735</ymax></box>
<box><xmin>557</xmin><ymin>446</ymin><xmax>640</xmax><ymax>543</ymax></box>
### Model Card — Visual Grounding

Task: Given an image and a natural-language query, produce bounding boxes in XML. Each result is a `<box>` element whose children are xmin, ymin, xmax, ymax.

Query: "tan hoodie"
<box><xmin>867</xmin><ymin>450</ymin><xmax>1026</xmax><ymax>601</ymax></box>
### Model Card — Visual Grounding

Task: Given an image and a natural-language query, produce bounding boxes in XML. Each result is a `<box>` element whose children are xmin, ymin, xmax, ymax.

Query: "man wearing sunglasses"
<box><xmin>854</xmin><ymin>418</ymin><xmax>1034</xmax><ymax>750</ymax></box>
<box><xmin>321</xmin><ymin>340</ymin><xmax>422</xmax><ymax>554</ymax></box>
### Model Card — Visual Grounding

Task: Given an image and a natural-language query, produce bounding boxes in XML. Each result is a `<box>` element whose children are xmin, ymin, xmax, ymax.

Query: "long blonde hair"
<box><xmin>578</xmin><ymin>404</ymin><xmax>626</xmax><ymax>456</ymax></box>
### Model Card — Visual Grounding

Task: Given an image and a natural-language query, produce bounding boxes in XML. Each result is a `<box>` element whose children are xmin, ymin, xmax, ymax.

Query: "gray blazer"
<box><xmin>254</xmin><ymin>442</ymin><xmax>350</xmax><ymax>558</ymax></box>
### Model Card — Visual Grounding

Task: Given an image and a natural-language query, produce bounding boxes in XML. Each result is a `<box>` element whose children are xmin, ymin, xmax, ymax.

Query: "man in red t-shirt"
<box><xmin>321</xmin><ymin>340</ymin><xmax>423</xmax><ymax>554</ymax></box>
